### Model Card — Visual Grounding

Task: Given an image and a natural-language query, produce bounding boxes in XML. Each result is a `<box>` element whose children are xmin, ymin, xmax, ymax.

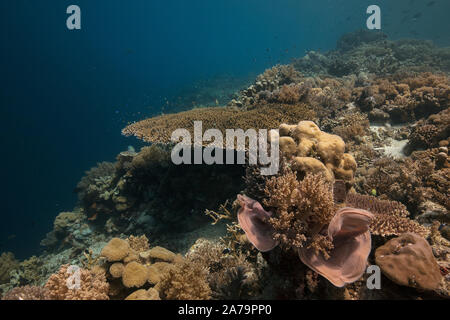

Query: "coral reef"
<box><xmin>3</xmin><ymin>29</ymin><xmax>450</xmax><ymax>301</ymax></box>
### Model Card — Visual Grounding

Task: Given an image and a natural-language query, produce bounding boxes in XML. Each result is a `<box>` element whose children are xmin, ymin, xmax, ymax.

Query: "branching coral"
<box><xmin>1</xmin><ymin>285</ymin><xmax>50</xmax><ymax>300</ymax></box>
<box><xmin>362</xmin><ymin>152</ymin><xmax>449</xmax><ymax>214</ymax></box>
<box><xmin>44</xmin><ymin>264</ymin><xmax>109</xmax><ymax>300</ymax></box>
<box><xmin>187</xmin><ymin>239</ymin><xmax>261</xmax><ymax>300</ymax></box>
<box><xmin>158</xmin><ymin>260</ymin><xmax>211</xmax><ymax>300</ymax></box>
<box><xmin>263</xmin><ymin>169</ymin><xmax>335</xmax><ymax>251</ymax></box>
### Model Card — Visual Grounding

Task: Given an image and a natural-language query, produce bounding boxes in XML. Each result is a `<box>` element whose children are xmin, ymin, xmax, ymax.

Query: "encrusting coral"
<box><xmin>375</xmin><ymin>233</ymin><xmax>443</xmax><ymax>291</ymax></box>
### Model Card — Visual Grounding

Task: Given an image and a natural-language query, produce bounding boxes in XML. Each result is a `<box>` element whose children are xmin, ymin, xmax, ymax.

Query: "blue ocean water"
<box><xmin>1</xmin><ymin>0</ymin><xmax>449</xmax><ymax>258</ymax></box>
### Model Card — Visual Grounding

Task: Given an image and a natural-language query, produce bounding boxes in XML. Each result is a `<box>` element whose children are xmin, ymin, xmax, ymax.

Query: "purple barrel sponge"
<box><xmin>237</xmin><ymin>195</ymin><xmax>279</xmax><ymax>252</ymax></box>
<box><xmin>298</xmin><ymin>207</ymin><xmax>373</xmax><ymax>287</ymax></box>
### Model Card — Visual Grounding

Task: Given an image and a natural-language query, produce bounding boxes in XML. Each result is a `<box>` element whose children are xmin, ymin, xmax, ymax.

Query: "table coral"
<box><xmin>122</xmin><ymin>103</ymin><xmax>315</xmax><ymax>144</ymax></box>
<box><xmin>375</xmin><ymin>233</ymin><xmax>443</xmax><ymax>291</ymax></box>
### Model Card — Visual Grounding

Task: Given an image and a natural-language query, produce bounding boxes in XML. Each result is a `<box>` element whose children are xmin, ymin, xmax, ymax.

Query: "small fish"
<box><xmin>427</xmin><ymin>1</ymin><xmax>436</xmax><ymax>7</ymax></box>
<box><xmin>412</xmin><ymin>12</ymin><xmax>422</xmax><ymax>19</ymax></box>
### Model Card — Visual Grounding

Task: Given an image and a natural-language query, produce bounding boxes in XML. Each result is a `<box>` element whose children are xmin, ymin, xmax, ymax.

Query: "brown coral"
<box><xmin>375</xmin><ymin>233</ymin><xmax>443</xmax><ymax>291</ymax></box>
<box><xmin>345</xmin><ymin>193</ymin><xmax>429</xmax><ymax>237</ymax></box>
<box><xmin>44</xmin><ymin>265</ymin><xmax>109</xmax><ymax>300</ymax></box>
<box><xmin>0</xmin><ymin>252</ymin><xmax>19</xmax><ymax>285</ymax></box>
<box><xmin>158</xmin><ymin>260</ymin><xmax>211</xmax><ymax>300</ymax></box>
<box><xmin>1</xmin><ymin>286</ymin><xmax>50</xmax><ymax>300</ymax></box>
<box><xmin>122</xmin><ymin>104</ymin><xmax>315</xmax><ymax>144</ymax></box>
<box><xmin>264</xmin><ymin>169</ymin><xmax>335</xmax><ymax>250</ymax></box>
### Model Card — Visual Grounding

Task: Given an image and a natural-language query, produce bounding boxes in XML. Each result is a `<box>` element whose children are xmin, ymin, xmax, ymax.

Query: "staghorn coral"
<box><xmin>122</xmin><ymin>103</ymin><xmax>315</xmax><ymax>144</ymax></box>
<box><xmin>356</xmin><ymin>72</ymin><xmax>450</xmax><ymax>123</ymax></box>
<box><xmin>8</xmin><ymin>256</ymin><xmax>44</xmax><ymax>288</ymax></box>
<box><xmin>44</xmin><ymin>264</ymin><xmax>109</xmax><ymax>300</ymax></box>
<box><xmin>158</xmin><ymin>260</ymin><xmax>211</xmax><ymax>300</ymax></box>
<box><xmin>406</xmin><ymin>107</ymin><xmax>450</xmax><ymax>154</ymax></box>
<box><xmin>1</xmin><ymin>285</ymin><xmax>50</xmax><ymax>300</ymax></box>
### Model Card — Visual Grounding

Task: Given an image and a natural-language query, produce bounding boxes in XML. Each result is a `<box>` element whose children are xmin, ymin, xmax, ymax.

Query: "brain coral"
<box><xmin>375</xmin><ymin>233</ymin><xmax>443</xmax><ymax>291</ymax></box>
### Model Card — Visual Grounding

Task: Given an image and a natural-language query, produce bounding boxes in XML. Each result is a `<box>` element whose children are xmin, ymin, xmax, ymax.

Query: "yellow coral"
<box><xmin>125</xmin><ymin>288</ymin><xmax>160</xmax><ymax>300</ymax></box>
<box><xmin>100</xmin><ymin>238</ymin><xmax>130</xmax><ymax>262</ymax></box>
<box><xmin>279</xmin><ymin>120</ymin><xmax>356</xmax><ymax>183</ymax></box>
<box><xmin>121</xmin><ymin>261</ymin><xmax>148</xmax><ymax>288</ymax></box>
